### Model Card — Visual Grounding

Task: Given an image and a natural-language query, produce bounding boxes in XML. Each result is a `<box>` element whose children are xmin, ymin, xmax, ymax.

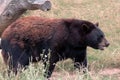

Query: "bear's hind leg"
<box><xmin>7</xmin><ymin>45</ymin><xmax>30</xmax><ymax>75</ymax></box>
<box><xmin>44</xmin><ymin>51</ymin><xmax>59</xmax><ymax>78</ymax></box>
<box><xmin>1</xmin><ymin>50</ymin><xmax>9</xmax><ymax>65</ymax></box>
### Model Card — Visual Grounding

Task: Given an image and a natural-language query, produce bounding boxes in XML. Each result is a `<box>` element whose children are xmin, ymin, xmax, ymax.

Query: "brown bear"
<box><xmin>1</xmin><ymin>17</ymin><xmax>109</xmax><ymax>78</ymax></box>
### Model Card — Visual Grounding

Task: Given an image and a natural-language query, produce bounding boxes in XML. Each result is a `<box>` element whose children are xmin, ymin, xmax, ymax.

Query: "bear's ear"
<box><xmin>81</xmin><ymin>24</ymin><xmax>90</xmax><ymax>33</ymax></box>
<box><xmin>95</xmin><ymin>22</ymin><xmax>99</xmax><ymax>27</ymax></box>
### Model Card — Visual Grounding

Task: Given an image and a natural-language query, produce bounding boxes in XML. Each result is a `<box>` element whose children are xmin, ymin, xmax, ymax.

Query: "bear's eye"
<box><xmin>97</xmin><ymin>35</ymin><xmax>103</xmax><ymax>41</ymax></box>
<box><xmin>100</xmin><ymin>35</ymin><xmax>103</xmax><ymax>38</ymax></box>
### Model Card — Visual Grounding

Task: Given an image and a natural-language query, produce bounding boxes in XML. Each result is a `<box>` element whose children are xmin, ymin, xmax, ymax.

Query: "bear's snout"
<box><xmin>105</xmin><ymin>41</ymin><xmax>110</xmax><ymax>47</ymax></box>
<box><xmin>98</xmin><ymin>38</ymin><xmax>110</xmax><ymax>50</ymax></box>
<box><xmin>103</xmin><ymin>38</ymin><xmax>110</xmax><ymax>47</ymax></box>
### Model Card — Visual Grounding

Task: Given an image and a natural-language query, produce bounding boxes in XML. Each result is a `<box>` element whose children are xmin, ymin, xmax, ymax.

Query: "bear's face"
<box><xmin>65</xmin><ymin>20</ymin><xmax>109</xmax><ymax>49</ymax></box>
<box><xmin>85</xmin><ymin>23</ymin><xmax>110</xmax><ymax>50</ymax></box>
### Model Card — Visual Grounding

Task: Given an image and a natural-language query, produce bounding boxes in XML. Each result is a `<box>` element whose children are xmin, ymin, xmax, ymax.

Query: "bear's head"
<box><xmin>65</xmin><ymin>19</ymin><xmax>110</xmax><ymax>50</ymax></box>
<box><xmin>84</xmin><ymin>22</ymin><xmax>110</xmax><ymax>50</ymax></box>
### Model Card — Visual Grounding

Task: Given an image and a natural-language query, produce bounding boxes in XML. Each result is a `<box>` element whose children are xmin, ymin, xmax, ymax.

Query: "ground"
<box><xmin>0</xmin><ymin>49</ymin><xmax>120</xmax><ymax>80</ymax></box>
<box><xmin>49</xmin><ymin>69</ymin><xmax>120</xmax><ymax>80</ymax></box>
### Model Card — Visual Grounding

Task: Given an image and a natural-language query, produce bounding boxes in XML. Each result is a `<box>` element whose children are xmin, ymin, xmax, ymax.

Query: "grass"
<box><xmin>0</xmin><ymin>0</ymin><xmax>120</xmax><ymax>79</ymax></box>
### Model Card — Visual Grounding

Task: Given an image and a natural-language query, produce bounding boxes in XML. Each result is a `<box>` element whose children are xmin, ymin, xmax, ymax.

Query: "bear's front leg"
<box><xmin>44</xmin><ymin>51</ymin><xmax>59</xmax><ymax>78</ymax></box>
<box><xmin>73</xmin><ymin>49</ymin><xmax>88</xmax><ymax>72</ymax></box>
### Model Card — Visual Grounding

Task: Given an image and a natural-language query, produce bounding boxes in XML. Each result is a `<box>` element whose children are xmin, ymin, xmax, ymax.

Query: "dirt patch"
<box><xmin>49</xmin><ymin>68</ymin><xmax>120</xmax><ymax>80</ymax></box>
<box><xmin>49</xmin><ymin>72</ymin><xmax>81</xmax><ymax>80</ymax></box>
<box><xmin>99</xmin><ymin>68</ymin><xmax>120</xmax><ymax>75</ymax></box>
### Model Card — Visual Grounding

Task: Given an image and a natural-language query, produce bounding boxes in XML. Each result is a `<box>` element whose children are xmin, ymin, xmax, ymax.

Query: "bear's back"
<box><xmin>1</xmin><ymin>17</ymin><xmax>65</xmax><ymax>42</ymax></box>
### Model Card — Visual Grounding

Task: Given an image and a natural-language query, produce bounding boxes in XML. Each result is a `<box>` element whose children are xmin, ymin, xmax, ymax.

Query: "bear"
<box><xmin>1</xmin><ymin>17</ymin><xmax>109</xmax><ymax>78</ymax></box>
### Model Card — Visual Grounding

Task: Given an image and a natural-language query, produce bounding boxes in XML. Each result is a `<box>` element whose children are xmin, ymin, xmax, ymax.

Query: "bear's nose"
<box><xmin>105</xmin><ymin>42</ymin><xmax>110</xmax><ymax>47</ymax></box>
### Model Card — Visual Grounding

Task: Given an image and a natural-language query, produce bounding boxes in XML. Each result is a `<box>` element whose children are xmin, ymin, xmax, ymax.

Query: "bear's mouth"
<box><xmin>98</xmin><ymin>45</ymin><xmax>106</xmax><ymax>50</ymax></box>
<box><xmin>98</xmin><ymin>42</ymin><xmax>110</xmax><ymax>50</ymax></box>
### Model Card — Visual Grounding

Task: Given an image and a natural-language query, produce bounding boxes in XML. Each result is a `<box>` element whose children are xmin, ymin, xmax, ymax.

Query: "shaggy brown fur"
<box><xmin>1</xmin><ymin>17</ymin><xmax>109</xmax><ymax>78</ymax></box>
